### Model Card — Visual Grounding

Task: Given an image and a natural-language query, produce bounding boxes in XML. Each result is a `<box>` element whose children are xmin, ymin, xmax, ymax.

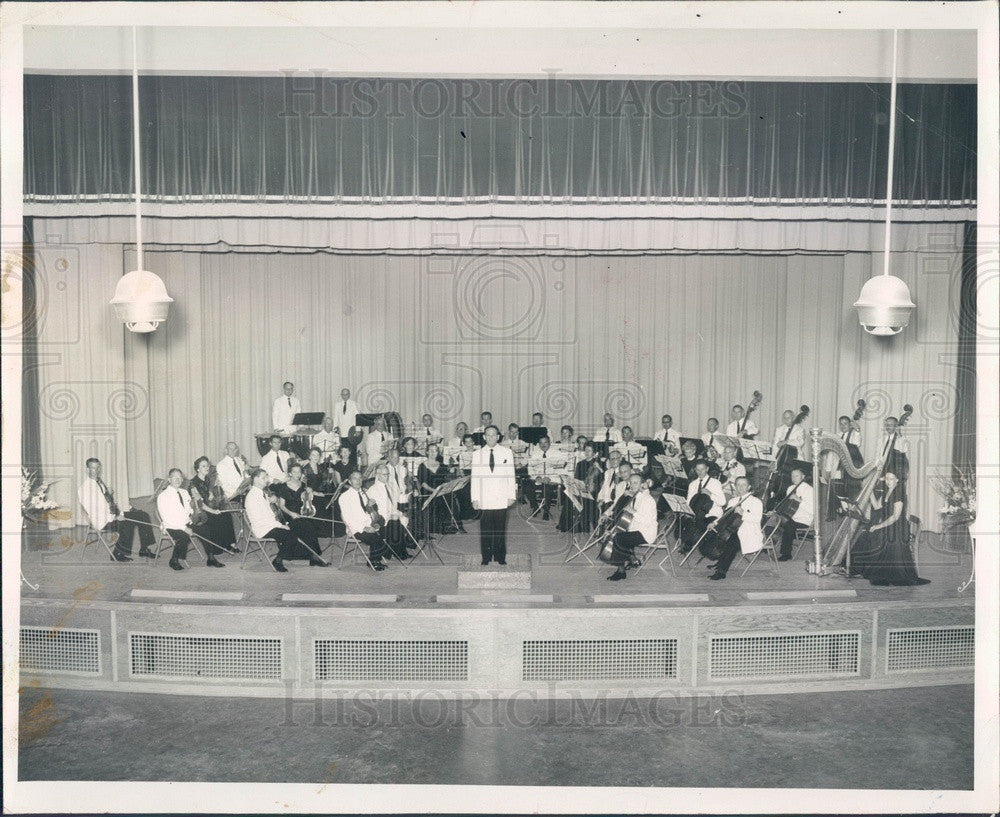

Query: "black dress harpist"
<box><xmin>850</xmin><ymin>482</ymin><xmax>929</xmax><ymax>586</ymax></box>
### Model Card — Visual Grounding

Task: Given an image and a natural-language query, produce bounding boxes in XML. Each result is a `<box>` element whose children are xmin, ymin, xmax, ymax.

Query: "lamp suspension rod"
<box><xmin>882</xmin><ymin>28</ymin><xmax>898</xmax><ymax>277</ymax></box>
<box><xmin>131</xmin><ymin>25</ymin><xmax>143</xmax><ymax>270</ymax></box>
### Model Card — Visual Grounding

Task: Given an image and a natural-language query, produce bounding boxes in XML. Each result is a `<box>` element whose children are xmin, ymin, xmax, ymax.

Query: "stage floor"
<box><xmin>21</xmin><ymin>505</ymin><xmax>971</xmax><ymax>610</ymax></box>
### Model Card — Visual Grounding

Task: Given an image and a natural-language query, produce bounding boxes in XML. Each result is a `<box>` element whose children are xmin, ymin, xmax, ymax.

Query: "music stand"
<box><xmin>519</xmin><ymin>427</ymin><xmax>548</xmax><ymax>446</ymax></box>
<box><xmin>291</xmin><ymin>412</ymin><xmax>325</xmax><ymax>427</ymax></box>
<box><xmin>660</xmin><ymin>493</ymin><xmax>694</xmax><ymax>547</ymax></box>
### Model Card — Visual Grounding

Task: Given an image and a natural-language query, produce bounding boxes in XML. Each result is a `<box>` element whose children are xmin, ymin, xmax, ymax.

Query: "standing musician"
<box><xmin>605</xmin><ymin>473</ymin><xmax>658</xmax><ymax>582</ymax></box>
<box><xmin>596</xmin><ymin>413</ymin><xmax>623</xmax><ymax>445</ymax></box>
<box><xmin>708</xmin><ymin>476</ymin><xmax>764</xmax><ymax>581</ymax></box>
<box><xmin>505</xmin><ymin>423</ymin><xmax>531</xmax><ymax>502</ymax></box>
<box><xmin>332</xmin><ymin>388</ymin><xmax>359</xmax><ymax>438</ymax></box>
<box><xmin>470</xmin><ymin>425</ymin><xmax>517</xmax><ymax>565</ymax></box>
<box><xmin>701</xmin><ymin>417</ymin><xmax>721</xmax><ymax>451</ymax></box>
<box><xmin>272</xmin><ymin>463</ymin><xmax>329</xmax><ymax>563</ymax></box>
<box><xmin>312</xmin><ymin>416</ymin><xmax>341</xmax><ymax>462</ymax></box>
<box><xmin>681</xmin><ymin>459</ymin><xmax>725</xmax><ymax>554</ymax></box>
<box><xmin>726</xmin><ymin>404</ymin><xmax>758</xmax><ymax>439</ymax></box>
<box><xmin>244</xmin><ymin>467</ymin><xmax>315</xmax><ymax>572</ymax></box>
<box><xmin>614</xmin><ymin>425</ymin><xmax>648</xmax><ymax>473</ymax></box>
<box><xmin>338</xmin><ymin>471</ymin><xmax>391</xmax><ymax>570</ymax></box>
<box><xmin>778</xmin><ymin>467</ymin><xmax>814</xmax><ymax>561</ymax></box>
<box><xmin>653</xmin><ymin>414</ymin><xmax>682</xmax><ymax>454</ymax></box>
<box><xmin>370</xmin><ymin>463</ymin><xmax>414</xmax><ymax>560</ymax></box>
<box><xmin>417</xmin><ymin>413</ymin><xmax>443</xmax><ymax>445</ymax></box>
<box><xmin>773</xmin><ymin>409</ymin><xmax>806</xmax><ymax>457</ymax></box>
<box><xmin>156</xmin><ymin>468</ymin><xmax>199</xmax><ymax>570</ymax></box>
<box><xmin>448</xmin><ymin>422</ymin><xmax>470</xmax><ymax>450</ymax></box>
<box><xmin>363</xmin><ymin>416</ymin><xmax>394</xmax><ymax>467</ymax></box>
<box><xmin>597</xmin><ymin>451</ymin><xmax>627</xmax><ymax>510</ymax></box>
<box><xmin>828</xmin><ymin>414</ymin><xmax>865</xmax><ymax>501</ymax></box>
<box><xmin>260</xmin><ymin>434</ymin><xmax>292</xmax><ymax>483</ymax></box>
<box><xmin>719</xmin><ymin>444</ymin><xmax>746</xmax><ymax>498</ymax></box>
<box><xmin>530</xmin><ymin>412</ymin><xmax>546</xmax><ymax>429</ymax></box>
<box><xmin>473</xmin><ymin>411</ymin><xmax>494</xmax><ymax>434</ymax></box>
<box><xmin>878</xmin><ymin>416</ymin><xmax>910</xmax><ymax>481</ymax></box>
<box><xmin>216</xmin><ymin>442</ymin><xmax>251</xmax><ymax>502</ymax></box>
<box><xmin>272</xmin><ymin>381</ymin><xmax>301</xmax><ymax>432</ymax></box>
<box><xmin>79</xmin><ymin>457</ymin><xmax>156</xmax><ymax>561</ymax></box>
<box><xmin>418</xmin><ymin>442</ymin><xmax>453</xmax><ymax>538</ymax></box>
<box><xmin>188</xmin><ymin>456</ymin><xmax>239</xmax><ymax>560</ymax></box>
<box><xmin>527</xmin><ymin>435</ymin><xmax>565</xmax><ymax>521</ymax></box>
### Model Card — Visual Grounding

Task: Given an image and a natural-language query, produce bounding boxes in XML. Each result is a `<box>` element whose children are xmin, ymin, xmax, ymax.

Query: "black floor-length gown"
<box><xmin>850</xmin><ymin>488</ymin><xmax>929</xmax><ymax>586</ymax></box>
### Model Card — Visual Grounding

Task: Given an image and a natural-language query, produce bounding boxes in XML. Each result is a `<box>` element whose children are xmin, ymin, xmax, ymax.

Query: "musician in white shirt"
<box><xmin>363</xmin><ymin>417</ymin><xmax>393</xmax><ymax>466</ymax></box>
<box><xmin>606</xmin><ymin>474</ymin><xmax>659</xmax><ymax>581</ymax></box>
<box><xmin>773</xmin><ymin>409</ymin><xmax>806</xmax><ymax>454</ymax></box>
<box><xmin>78</xmin><ymin>457</ymin><xmax>155</xmax><ymax>561</ymax></box>
<box><xmin>613</xmin><ymin>426</ymin><xmax>648</xmax><ymax>473</ymax></box>
<box><xmin>470</xmin><ymin>426</ymin><xmax>516</xmax><ymax>565</ymax></box>
<box><xmin>597</xmin><ymin>451</ymin><xmax>627</xmax><ymax>508</ymax></box>
<box><xmin>709</xmin><ymin>476</ymin><xmax>764</xmax><ymax>580</ymax></box>
<box><xmin>719</xmin><ymin>444</ymin><xmax>746</xmax><ymax>498</ymax></box>
<box><xmin>215</xmin><ymin>442</ymin><xmax>251</xmax><ymax>501</ymax></box>
<box><xmin>312</xmin><ymin>416</ymin><xmax>341</xmax><ymax>462</ymax></box>
<box><xmin>332</xmin><ymin>388</ymin><xmax>359</xmax><ymax>436</ymax></box>
<box><xmin>680</xmin><ymin>460</ymin><xmax>726</xmax><ymax>553</ymax></box>
<box><xmin>260</xmin><ymin>435</ymin><xmax>292</xmax><ymax>483</ymax></box>
<box><xmin>417</xmin><ymin>413</ymin><xmax>442</xmax><ymax>445</ymax></box>
<box><xmin>338</xmin><ymin>471</ymin><xmax>390</xmax><ymax>569</ymax></box>
<box><xmin>553</xmin><ymin>425</ymin><xmax>577</xmax><ymax>453</ymax></box>
<box><xmin>448</xmin><ymin>422</ymin><xmax>470</xmax><ymax>451</ymax></box>
<box><xmin>878</xmin><ymin>415</ymin><xmax>911</xmax><ymax>479</ymax></box>
<box><xmin>653</xmin><ymin>414</ymin><xmax>682</xmax><ymax>454</ymax></box>
<box><xmin>505</xmin><ymin>423</ymin><xmax>531</xmax><ymax>503</ymax></box>
<box><xmin>527</xmin><ymin>435</ymin><xmax>566</xmax><ymax>520</ymax></box>
<box><xmin>244</xmin><ymin>468</ymin><xmax>308</xmax><ymax>572</ymax></box>
<box><xmin>596</xmin><ymin>413</ymin><xmax>623</xmax><ymax>445</ymax></box>
<box><xmin>701</xmin><ymin>417</ymin><xmax>720</xmax><ymax>451</ymax></box>
<box><xmin>725</xmin><ymin>404</ymin><xmax>758</xmax><ymax>439</ymax></box>
<box><xmin>472</xmin><ymin>411</ymin><xmax>494</xmax><ymax>434</ymax></box>
<box><xmin>779</xmin><ymin>468</ymin><xmax>815</xmax><ymax>560</ymax></box>
<box><xmin>155</xmin><ymin>468</ymin><xmax>195</xmax><ymax>570</ymax></box>
<box><xmin>272</xmin><ymin>381</ymin><xmax>301</xmax><ymax>432</ymax></box>
<box><xmin>370</xmin><ymin>464</ymin><xmax>412</xmax><ymax>560</ymax></box>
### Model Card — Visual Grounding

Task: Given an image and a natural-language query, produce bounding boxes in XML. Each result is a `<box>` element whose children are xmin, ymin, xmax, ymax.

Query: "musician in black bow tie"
<box><xmin>79</xmin><ymin>457</ymin><xmax>157</xmax><ymax>561</ymax></box>
<box><xmin>778</xmin><ymin>468</ymin><xmax>815</xmax><ymax>561</ymax></box>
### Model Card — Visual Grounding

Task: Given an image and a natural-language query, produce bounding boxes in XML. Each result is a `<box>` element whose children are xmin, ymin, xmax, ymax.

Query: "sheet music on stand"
<box><xmin>654</xmin><ymin>454</ymin><xmax>686</xmax><ymax>480</ymax></box>
<box><xmin>740</xmin><ymin>439</ymin><xmax>775</xmax><ymax>462</ymax></box>
<box><xmin>559</xmin><ymin>475</ymin><xmax>586</xmax><ymax>511</ymax></box>
<box><xmin>711</xmin><ymin>434</ymin><xmax>741</xmax><ymax>454</ymax></box>
<box><xmin>421</xmin><ymin>475</ymin><xmax>469</xmax><ymax>511</ymax></box>
<box><xmin>662</xmin><ymin>494</ymin><xmax>694</xmax><ymax>516</ymax></box>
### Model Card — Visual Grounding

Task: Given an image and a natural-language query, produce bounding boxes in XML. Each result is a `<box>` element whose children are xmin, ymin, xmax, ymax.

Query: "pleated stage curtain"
<box><xmin>26</xmin><ymin>216</ymin><xmax>968</xmax><ymax>531</ymax></box>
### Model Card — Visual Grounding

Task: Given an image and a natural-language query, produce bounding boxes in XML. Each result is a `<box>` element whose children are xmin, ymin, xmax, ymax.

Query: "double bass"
<box><xmin>736</xmin><ymin>390</ymin><xmax>763</xmax><ymax>439</ymax></box>
<box><xmin>762</xmin><ymin>404</ymin><xmax>810</xmax><ymax>511</ymax></box>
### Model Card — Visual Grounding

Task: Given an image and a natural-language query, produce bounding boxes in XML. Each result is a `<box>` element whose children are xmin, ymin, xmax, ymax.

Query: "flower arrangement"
<box><xmin>21</xmin><ymin>468</ymin><xmax>68</xmax><ymax>524</ymax></box>
<box><xmin>933</xmin><ymin>466</ymin><xmax>976</xmax><ymax>527</ymax></box>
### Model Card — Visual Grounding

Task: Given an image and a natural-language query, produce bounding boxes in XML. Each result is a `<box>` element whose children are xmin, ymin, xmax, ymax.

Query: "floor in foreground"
<box><xmin>18</xmin><ymin>684</ymin><xmax>972</xmax><ymax>789</ymax></box>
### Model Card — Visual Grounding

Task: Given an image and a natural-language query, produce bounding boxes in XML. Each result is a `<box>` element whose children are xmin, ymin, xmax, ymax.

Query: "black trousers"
<box><xmin>384</xmin><ymin>518</ymin><xmax>409</xmax><ymax>558</ymax></box>
<box><xmin>165</xmin><ymin>528</ymin><xmax>191</xmax><ymax>562</ymax></box>
<box><xmin>192</xmin><ymin>513</ymin><xmax>236</xmax><ymax>556</ymax></box>
<box><xmin>105</xmin><ymin>509</ymin><xmax>155</xmax><ymax>554</ymax></box>
<box><xmin>780</xmin><ymin>520</ymin><xmax>808</xmax><ymax>557</ymax></box>
<box><xmin>263</xmin><ymin>527</ymin><xmax>300</xmax><ymax>560</ymax></box>
<box><xmin>287</xmin><ymin>518</ymin><xmax>322</xmax><ymax>558</ymax></box>
<box><xmin>714</xmin><ymin>533</ymin><xmax>742</xmax><ymax>574</ymax></box>
<box><xmin>356</xmin><ymin>530</ymin><xmax>389</xmax><ymax>562</ymax></box>
<box><xmin>479</xmin><ymin>507</ymin><xmax>508</xmax><ymax>563</ymax></box>
<box><xmin>609</xmin><ymin>530</ymin><xmax>645</xmax><ymax>565</ymax></box>
<box><xmin>530</xmin><ymin>480</ymin><xmax>558</xmax><ymax>515</ymax></box>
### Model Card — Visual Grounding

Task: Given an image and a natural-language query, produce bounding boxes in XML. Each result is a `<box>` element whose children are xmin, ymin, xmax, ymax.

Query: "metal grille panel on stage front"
<box><xmin>709</xmin><ymin>632</ymin><xmax>860</xmax><ymax>680</ymax></box>
<box><xmin>886</xmin><ymin>626</ymin><xmax>975</xmax><ymax>673</ymax></box>
<box><xmin>521</xmin><ymin>639</ymin><xmax>678</xmax><ymax>681</ymax></box>
<box><xmin>313</xmin><ymin>640</ymin><xmax>469</xmax><ymax>681</ymax></box>
<box><xmin>129</xmin><ymin>633</ymin><xmax>283</xmax><ymax>681</ymax></box>
<box><xmin>20</xmin><ymin>627</ymin><xmax>101</xmax><ymax>676</ymax></box>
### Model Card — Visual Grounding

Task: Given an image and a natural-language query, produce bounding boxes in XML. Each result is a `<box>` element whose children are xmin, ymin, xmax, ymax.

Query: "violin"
<box><xmin>301</xmin><ymin>487</ymin><xmax>316</xmax><ymax>518</ymax></box>
<box><xmin>584</xmin><ymin>458</ymin><xmax>604</xmax><ymax>497</ymax></box>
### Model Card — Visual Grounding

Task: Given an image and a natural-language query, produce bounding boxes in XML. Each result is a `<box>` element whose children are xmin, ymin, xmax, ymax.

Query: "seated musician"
<box><xmin>448</xmin><ymin>421</ymin><xmax>470</xmax><ymax>450</ymax></box>
<box><xmin>272</xmin><ymin>381</ymin><xmax>301</xmax><ymax>433</ymax></box>
<box><xmin>719</xmin><ymin>444</ymin><xmax>746</xmax><ymax>498</ymax></box>
<box><xmin>708</xmin><ymin>477</ymin><xmax>764</xmax><ymax>580</ymax></box>
<box><xmin>260</xmin><ymin>434</ymin><xmax>292</xmax><ymax>483</ymax></box>
<box><xmin>554</xmin><ymin>425</ymin><xmax>577</xmax><ymax>453</ymax></box>
<box><xmin>701</xmin><ymin>417</ymin><xmax>720</xmax><ymax>451</ymax></box>
<box><xmin>244</xmin><ymin>467</ymin><xmax>315</xmax><ymax>572</ymax></box>
<box><xmin>188</xmin><ymin>456</ymin><xmax>239</xmax><ymax>559</ymax></box>
<box><xmin>726</xmin><ymin>404</ymin><xmax>759</xmax><ymax>439</ymax></box>
<box><xmin>454</xmin><ymin>434</ymin><xmax>478</xmax><ymax>521</ymax></box>
<box><xmin>302</xmin><ymin>446</ymin><xmax>337</xmax><ymax>518</ymax></box>
<box><xmin>216</xmin><ymin>442</ymin><xmax>251</xmax><ymax>502</ymax></box>
<box><xmin>702</xmin><ymin>445</ymin><xmax>724</xmax><ymax>480</ymax></box>
<box><xmin>473</xmin><ymin>411</ymin><xmax>494</xmax><ymax>434</ymax></box>
<box><xmin>418</xmin><ymin>413</ymin><xmax>443</xmax><ymax>446</ymax></box>
<box><xmin>155</xmin><ymin>468</ymin><xmax>198</xmax><ymax>570</ymax></box>
<box><xmin>527</xmin><ymin>435</ymin><xmax>566</xmax><ymax>520</ymax></box>
<box><xmin>272</xmin><ymin>463</ymin><xmax>329</xmax><ymax>564</ymax></box>
<box><xmin>773</xmin><ymin>409</ymin><xmax>806</xmax><ymax>457</ymax></box>
<box><xmin>331</xmin><ymin>445</ymin><xmax>357</xmax><ymax>485</ymax></box>
<box><xmin>653</xmin><ymin>414</ymin><xmax>682</xmax><ymax>454</ymax></box>
<box><xmin>338</xmin><ymin>470</ymin><xmax>391</xmax><ymax>570</ymax></box>
<box><xmin>680</xmin><ymin>459</ymin><xmax>725</xmax><ymax>554</ymax></box>
<box><xmin>778</xmin><ymin>467</ymin><xmax>814</xmax><ymax>561</ymax></box>
<box><xmin>596</xmin><ymin>412</ymin><xmax>623</xmax><ymax>445</ymax></box>
<box><xmin>613</xmin><ymin>425</ymin><xmax>648</xmax><ymax>473</ymax></box>
<box><xmin>79</xmin><ymin>456</ymin><xmax>155</xmax><ymax>561</ymax></box>
<box><xmin>678</xmin><ymin>440</ymin><xmax>701</xmax><ymax>480</ymax></box>
<box><xmin>879</xmin><ymin>416</ymin><xmax>910</xmax><ymax>480</ymax></box>
<box><xmin>385</xmin><ymin>447</ymin><xmax>412</xmax><ymax>518</ymax></box>
<box><xmin>597</xmin><ymin>450</ymin><xmax>626</xmax><ymax>510</ymax></box>
<box><xmin>505</xmin><ymin>423</ymin><xmax>531</xmax><ymax>502</ymax></box>
<box><xmin>371</xmin><ymin>463</ymin><xmax>414</xmax><ymax>560</ymax></box>
<box><xmin>312</xmin><ymin>416</ymin><xmax>341</xmax><ymax>463</ymax></box>
<box><xmin>574</xmin><ymin>441</ymin><xmax>602</xmax><ymax>533</ymax></box>
<box><xmin>362</xmin><ymin>416</ymin><xmax>393</xmax><ymax>467</ymax></box>
<box><xmin>606</xmin><ymin>473</ymin><xmax>658</xmax><ymax>582</ymax></box>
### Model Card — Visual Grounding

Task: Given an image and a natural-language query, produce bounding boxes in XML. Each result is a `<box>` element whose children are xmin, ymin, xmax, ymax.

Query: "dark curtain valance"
<box><xmin>24</xmin><ymin>75</ymin><xmax>976</xmax><ymax>203</ymax></box>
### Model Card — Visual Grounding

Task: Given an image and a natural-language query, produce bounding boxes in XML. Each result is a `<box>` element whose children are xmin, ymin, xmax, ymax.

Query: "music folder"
<box><xmin>519</xmin><ymin>427</ymin><xmax>548</xmax><ymax>445</ymax></box>
<box><xmin>291</xmin><ymin>412</ymin><xmax>325</xmax><ymax>427</ymax></box>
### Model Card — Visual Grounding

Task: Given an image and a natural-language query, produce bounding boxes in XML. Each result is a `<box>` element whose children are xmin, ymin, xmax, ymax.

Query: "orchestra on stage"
<box><xmin>77</xmin><ymin>383</ymin><xmax>929</xmax><ymax>587</ymax></box>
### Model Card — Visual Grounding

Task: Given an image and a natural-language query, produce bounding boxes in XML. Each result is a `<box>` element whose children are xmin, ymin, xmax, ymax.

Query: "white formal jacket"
<box><xmin>724</xmin><ymin>492</ymin><xmax>764</xmax><ymax>554</ymax></box>
<box><xmin>470</xmin><ymin>444</ymin><xmax>516</xmax><ymax>509</ymax></box>
<box><xmin>626</xmin><ymin>490</ymin><xmax>658</xmax><ymax>545</ymax></box>
<box><xmin>332</xmin><ymin>399</ymin><xmax>360</xmax><ymax>434</ymax></box>
<box><xmin>272</xmin><ymin>395</ymin><xmax>301</xmax><ymax>431</ymax></box>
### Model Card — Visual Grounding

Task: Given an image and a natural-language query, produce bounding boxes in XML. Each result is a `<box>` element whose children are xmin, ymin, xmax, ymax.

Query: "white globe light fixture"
<box><xmin>855</xmin><ymin>29</ymin><xmax>915</xmax><ymax>337</ymax></box>
<box><xmin>111</xmin><ymin>27</ymin><xmax>172</xmax><ymax>334</ymax></box>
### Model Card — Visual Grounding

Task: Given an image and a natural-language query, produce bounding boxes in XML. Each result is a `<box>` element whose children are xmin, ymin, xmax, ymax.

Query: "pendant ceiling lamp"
<box><xmin>110</xmin><ymin>27</ymin><xmax>173</xmax><ymax>333</ymax></box>
<box><xmin>854</xmin><ymin>29</ymin><xmax>916</xmax><ymax>337</ymax></box>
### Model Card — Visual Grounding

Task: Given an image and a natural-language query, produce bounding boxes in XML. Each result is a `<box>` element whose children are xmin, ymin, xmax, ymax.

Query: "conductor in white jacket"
<box><xmin>470</xmin><ymin>425</ymin><xmax>516</xmax><ymax>565</ymax></box>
